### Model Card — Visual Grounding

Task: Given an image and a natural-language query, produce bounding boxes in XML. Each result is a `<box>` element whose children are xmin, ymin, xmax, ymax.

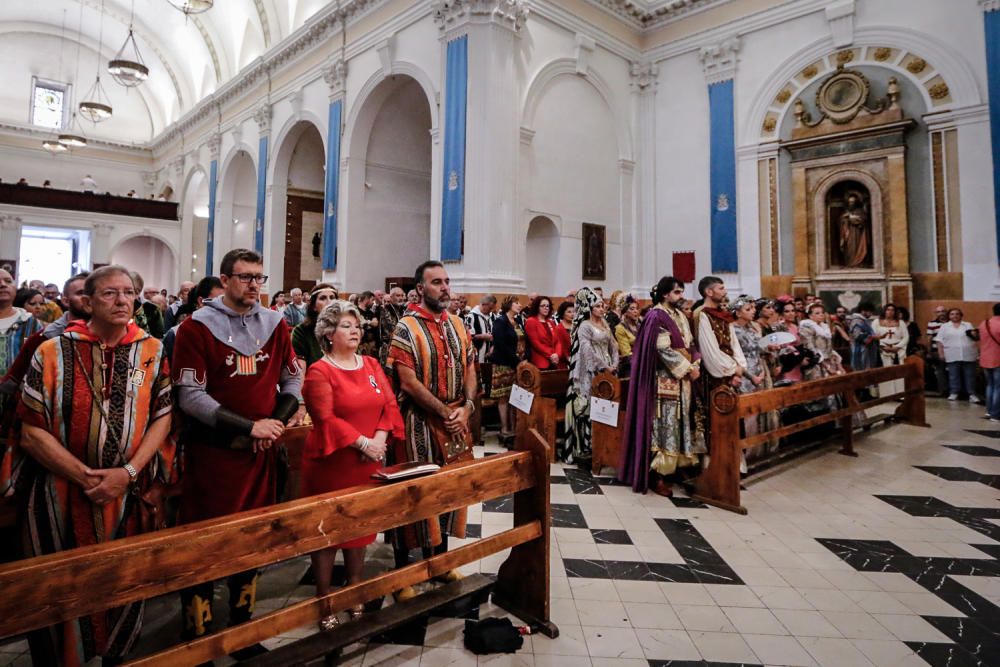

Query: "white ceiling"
<box><xmin>0</xmin><ymin>0</ymin><xmax>331</xmax><ymax>141</ymax></box>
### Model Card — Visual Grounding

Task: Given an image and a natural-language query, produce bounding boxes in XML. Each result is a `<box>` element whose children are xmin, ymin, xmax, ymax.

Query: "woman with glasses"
<box><xmin>291</xmin><ymin>283</ymin><xmax>339</xmax><ymax>368</ymax></box>
<box><xmin>524</xmin><ymin>295</ymin><xmax>559</xmax><ymax>370</ymax></box>
<box><xmin>301</xmin><ymin>299</ymin><xmax>403</xmax><ymax>628</ymax></box>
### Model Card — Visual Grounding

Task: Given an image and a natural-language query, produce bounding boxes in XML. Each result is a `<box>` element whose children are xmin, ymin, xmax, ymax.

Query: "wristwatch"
<box><xmin>123</xmin><ymin>462</ymin><xmax>138</xmax><ymax>485</ymax></box>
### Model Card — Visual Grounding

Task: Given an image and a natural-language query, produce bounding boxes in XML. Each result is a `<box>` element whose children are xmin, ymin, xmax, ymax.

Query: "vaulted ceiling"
<box><xmin>0</xmin><ymin>0</ymin><xmax>333</xmax><ymax>142</ymax></box>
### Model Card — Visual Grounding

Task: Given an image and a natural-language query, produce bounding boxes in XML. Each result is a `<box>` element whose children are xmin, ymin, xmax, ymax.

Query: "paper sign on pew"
<box><xmin>509</xmin><ymin>384</ymin><xmax>534</xmax><ymax>414</ymax></box>
<box><xmin>590</xmin><ymin>397</ymin><xmax>619</xmax><ymax>427</ymax></box>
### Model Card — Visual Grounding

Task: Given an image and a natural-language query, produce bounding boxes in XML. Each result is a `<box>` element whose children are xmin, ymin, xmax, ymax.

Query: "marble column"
<box><xmin>630</xmin><ymin>61</ymin><xmax>658</xmax><ymax>294</ymax></box>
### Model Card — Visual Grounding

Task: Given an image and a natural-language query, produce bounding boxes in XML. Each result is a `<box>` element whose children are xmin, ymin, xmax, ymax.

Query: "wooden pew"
<box><xmin>514</xmin><ymin>362</ymin><xmax>569</xmax><ymax>462</ymax></box>
<box><xmin>695</xmin><ymin>355</ymin><xmax>928</xmax><ymax>514</ymax></box>
<box><xmin>590</xmin><ymin>371</ymin><xmax>629</xmax><ymax>475</ymax></box>
<box><xmin>0</xmin><ymin>430</ymin><xmax>557</xmax><ymax>666</ymax></box>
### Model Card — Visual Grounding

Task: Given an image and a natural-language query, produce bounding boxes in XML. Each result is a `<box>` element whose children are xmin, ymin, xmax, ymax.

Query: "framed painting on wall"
<box><xmin>581</xmin><ymin>223</ymin><xmax>606</xmax><ymax>281</ymax></box>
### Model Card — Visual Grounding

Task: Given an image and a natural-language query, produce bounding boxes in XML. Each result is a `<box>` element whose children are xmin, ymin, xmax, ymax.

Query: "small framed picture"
<box><xmin>581</xmin><ymin>223</ymin><xmax>606</xmax><ymax>281</ymax></box>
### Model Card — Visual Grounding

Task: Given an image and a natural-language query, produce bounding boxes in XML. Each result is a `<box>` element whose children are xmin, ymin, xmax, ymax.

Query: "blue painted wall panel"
<box><xmin>255</xmin><ymin>136</ymin><xmax>268</xmax><ymax>254</ymax></box>
<box><xmin>986</xmin><ymin>9</ymin><xmax>1000</xmax><ymax>263</ymax></box>
<box><xmin>440</xmin><ymin>36</ymin><xmax>468</xmax><ymax>261</ymax></box>
<box><xmin>709</xmin><ymin>80</ymin><xmax>738</xmax><ymax>273</ymax></box>
<box><xmin>207</xmin><ymin>159</ymin><xmax>217</xmax><ymax>276</ymax></box>
<box><xmin>323</xmin><ymin>100</ymin><xmax>343</xmax><ymax>271</ymax></box>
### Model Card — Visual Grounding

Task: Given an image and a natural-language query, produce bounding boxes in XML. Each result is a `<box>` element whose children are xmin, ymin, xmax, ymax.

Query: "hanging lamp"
<box><xmin>58</xmin><ymin>7</ymin><xmax>87</xmax><ymax>148</ymax></box>
<box><xmin>108</xmin><ymin>28</ymin><xmax>148</xmax><ymax>86</ymax></box>
<box><xmin>42</xmin><ymin>9</ymin><xmax>70</xmax><ymax>153</ymax></box>
<box><xmin>80</xmin><ymin>0</ymin><xmax>113</xmax><ymax>121</ymax></box>
<box><xmin>165</xmin><ymin>0</ymin><xmax>214</xmax><ymax>16</ymax></box>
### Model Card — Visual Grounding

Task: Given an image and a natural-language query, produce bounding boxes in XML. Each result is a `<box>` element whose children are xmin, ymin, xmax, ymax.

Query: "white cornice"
<box><xmin>981</xmin><ymin>0</ymin><xmax>1000</xmax><ymax>13</ymax></box>
<box><xmin>528</xmin><ymin>0</ymin><xmax>640</xmax><ymax>61</ymax></box>
<box><xmin>0</xmin><ymin>122</ymin><xmax>152</xmax><ymax>158</ymax></box>
<box><xmin>583</xmin><ymin>0</ymin><xmax>734</xmax><ymax>30</ymax></box>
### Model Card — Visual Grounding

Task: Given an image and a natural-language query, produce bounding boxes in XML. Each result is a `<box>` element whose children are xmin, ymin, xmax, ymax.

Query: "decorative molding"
<box><xmin>575</xmin><ymin>33</ymin><xmax>596</xmax><ymax>75</ymax></box>
<box><xmin>253</xmin><ymin>104</ymin><xmax>272</xmax><ymax>134</ymax></box>
<box><xmin>432</xmin><ymin>0</ymin><xmax>529</xmax><ymax>33</ymax></box>
<box><xmin>92</xmin><ymin>223</ymin><xmax>115</xmax><ymax>237</ymax></box>
<box><xmin>584</xmin><ymin>0</ymin><xmax>729</xmax><ymax>30</ymax></box>
<box><xmin>377</xmin><ymin>36</ymin><xmax>396</xmax><ymax>77</ymax></box>
<box><xmin>289</xmin><ymin>89</ymin><xmax>304</xmax><ymax>117</ymax></box>
<box><xmin>700</xmin><ymin>36</ymin><xmax>741</xmax><ymax>84</ymax></box>
<box><xmin>519</xmin><ymin>126</ymin><xmax>535</xmax><ymax>145</ymax></box>
<box><xmin>825</xmin><ymin>0</ymin><xmax>856</xmax><ymax>48</ymax></box>
<box><xmin>140</xmin><ymin>172</ymin><xmax>157</xmax><ymax>189</ymax></box>
<box><xmin>618</xmin><ymin>158</ymin><xmax>636</xmax><ymax>175</ymax></box>
<box><xmin>206</xmin><ymin>134</ymin><xmax>221</xmax><ymax>161</ymax></box>
<box><xmin>232</xmin><ymin>124</ymin><xmax>244</xmax><ymax>147</ymax></box>
<box><xmin>171</xmin><ymin>156</ymin><xmax>185</xmax><ymax>179</ymax></box>
<box><xmin>981</xmin><ymin>0</ymin><xmax>1000</xmax><ymax>13</ymax></box>
<box><xmin>630</xmin><ymin>61</ymin><xmax>659</xmax><ymax>92</ymax></box>
<box><xmin>323</xmin><ymin>58</ymin><xmax>348</xmax><ymax>98</ymax></box>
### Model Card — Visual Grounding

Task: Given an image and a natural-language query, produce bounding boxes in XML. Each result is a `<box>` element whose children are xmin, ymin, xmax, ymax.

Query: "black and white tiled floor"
<box><xmin>2</xmin><ymin>399</ymin><xmax>999</xmax><ymax>666</ymax></box>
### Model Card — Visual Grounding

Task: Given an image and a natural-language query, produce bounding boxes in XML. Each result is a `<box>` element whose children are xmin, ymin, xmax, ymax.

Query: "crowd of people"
<box><xmin>1</xmin><ymin>251</ymin><xmax>999</xmax><ymax>665</ymax></box>
<box><xmin>5</xmin><ymin>173</ymin><xmax>167</xmax><ymax>199</ymax></box>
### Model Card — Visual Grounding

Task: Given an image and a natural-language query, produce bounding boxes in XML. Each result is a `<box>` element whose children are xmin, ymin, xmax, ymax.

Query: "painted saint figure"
<box><xmin>838</xmin><ymin>192</ymin><xmax>870</xmax><ymax>268</ymax></box>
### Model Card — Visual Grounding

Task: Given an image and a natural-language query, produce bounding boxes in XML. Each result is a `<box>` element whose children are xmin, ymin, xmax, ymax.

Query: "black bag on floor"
<box><xmin>463</xmin><ymin>617</ymin><xmax>524</xmax><ymax>654</ymax></box>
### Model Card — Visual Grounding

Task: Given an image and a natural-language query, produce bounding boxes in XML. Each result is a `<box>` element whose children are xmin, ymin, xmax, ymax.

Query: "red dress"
<box><xmin>301</xmin><ymin>354</ymin><xmax>404</xmax><ymax>548</ymax></box>
<box><xmin>524</xmin><ymin>316</ymin><xmax>559</xmax><ymax>369</ymax></box>
<box><xmin>554</xmin><ymin>322</ymin><xmax>571</xmax><ymax>370</ymax></box>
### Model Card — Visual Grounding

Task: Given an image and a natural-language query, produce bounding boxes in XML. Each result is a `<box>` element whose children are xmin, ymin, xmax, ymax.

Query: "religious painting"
<box><xmin>0</xmin><ymin>259</ymin><xmax>15</xmax><ymax>280</ymax></box>
<box><xmin>818</xmin><ymin>288</ymin><xmax>884</xmax><ymax>315</ymax></box>
<box><xmin>581</xmin><ymin>223</ymin><xmax>606</xmax><ymax>281</ymax></box>
<box><xmin>826</xmin><ymin>180</ymin><xmax>873</xmax><ymax>269</ymax></box>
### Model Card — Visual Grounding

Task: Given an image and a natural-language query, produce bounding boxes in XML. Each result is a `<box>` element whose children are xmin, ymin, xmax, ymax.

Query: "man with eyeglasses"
<box><xmin>16</xmin><ymin>265</ymin><xmax>173</xmax><ymax>666</ymax></box>
<box><xmin>172</xmin><ymin>248</ymin><xmax>302</xmax><ymax>655</ymax></box>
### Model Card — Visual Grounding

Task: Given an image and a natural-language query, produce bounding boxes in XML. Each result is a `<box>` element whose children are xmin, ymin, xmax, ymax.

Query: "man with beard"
<box><xmin>378</xmin><ymin>286</ymin><xmax>407</xmax><ymax>369</ymax></box>
<box><xmin>387</xmin><ymin>261</ymin><xmax>477</xmax><ymax>600</ymax></box>
<box><xmin>619</xmin><ymin>276</ymin><xmax>705</xmax><ymax>497</ymax></box>
<box><xmin>172</xmin><ymin>249</ymin><xmax>301</xmax><ymax>653</ymax></box>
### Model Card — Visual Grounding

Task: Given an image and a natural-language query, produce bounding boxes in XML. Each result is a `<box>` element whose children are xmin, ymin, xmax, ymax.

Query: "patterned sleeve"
<box><xmin>16</xmin><ymin>341</ymin><xmax>54</xmax><ymax>431</ymax></box>
<box><xmin>387</xmin><ymin>319</ymin><xmax>416</xmax><ymax>371</ymax></box>
<box><xmin>150</xmin><ymin>345</ymin><xmax>173</xmax><ymax>421</ymax></box>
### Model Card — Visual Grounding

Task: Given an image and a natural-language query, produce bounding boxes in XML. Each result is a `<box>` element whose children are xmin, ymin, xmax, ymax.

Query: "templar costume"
<box><xmin>172</xmin><ymin>297</ymin><xmax>301</xmax><ymax>639</ymax></box>
<box><xmin>619</xmin><ymin>303</ymin><xmax>705</xmax><ymax>493</ymax></box>
<box><xmin>17</xmin><ymin>321</ymin><xmax>173</xmax><ymax>666</ymax></box>
<box><xmin>695</xmin><ymin>304</ymin><xmax>747</xmax><ymax>465</ymax></box>
<box><xmin>386</xmin><ymin>303</ymin><xmax>474</xmax><ymax>551</ymax></box>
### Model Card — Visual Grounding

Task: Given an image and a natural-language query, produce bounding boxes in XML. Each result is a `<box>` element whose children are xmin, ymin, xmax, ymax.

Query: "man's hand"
<box><xmin>83</xmin><ymin>467</ymin><xmax>130</xmax><ymax>505</ymax></box>
<box><xmin>251</xmin><ymin>418</ymin><xmax>284</xmax><ymax>441</ymax></box>
<box><xmin>688</xmin><ymin>366</ymin><xmax>700</xmax><ymax>381</ymax></box>
<box><xmin>730</xmin><ymin>375</ymin><xmax>743</xmax><ymax>388</ymax></box>
<box><xmin>252</xmin><ymin>439</ymin><xmax>275</xmax><ymax>453</ymax></box>
<box><xmin>444</xmin><ymin>406</ymin><xmax>470</xmax><ymax>436</ymax></box>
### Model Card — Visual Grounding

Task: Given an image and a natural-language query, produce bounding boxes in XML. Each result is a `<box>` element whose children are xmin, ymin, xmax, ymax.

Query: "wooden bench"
<box><xmin>590</xmin><ymin>371</ymin><xmax>629</xmax><ymax>475</ymax></box>
<box><xmin>514</xmin><ymin>362</ymin><xmax>569</xmax><ymax>462</ymax></box>
<box><xmin>0</xmin><ymin>430</ymin><xmax>557</xmax><ymax>666</ymax></box>
<box><xmin>695</xmin><ymin>355</ymin><xmax>928</xmax><ymax>514</ymax></box>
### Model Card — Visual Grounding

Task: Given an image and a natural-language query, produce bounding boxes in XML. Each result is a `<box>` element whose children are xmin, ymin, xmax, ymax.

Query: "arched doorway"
<box><xmin>344</xmin><ymin>75</ymin><xmax>432</xmax><ymax>292</ymax></box>
<box><xmin>271</xmin><ymin>121</ymin><xmax>325</xmax><ymax>291</ymax></box>
<box><xmin>110</xmin><ymin>236</ymin><xmax>176</xmax><ymax>293</ymax></box>
<box><xmin>219</xmin><ymin>150</ymin><xmax>258</xmax><ymax>253</ymax></box>
<box><xmin>525</xmin><ymin>216</ymin><xmax>560</xmax><ymax>296</ymax></box>
<box><xmin>183</xmin><ymin>169</ymin><xmax>210</xmax><ymax>281</ymax></box>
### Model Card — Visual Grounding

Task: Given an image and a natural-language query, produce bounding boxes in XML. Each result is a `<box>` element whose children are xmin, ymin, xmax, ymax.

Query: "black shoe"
<box><xmin>230</xmin><ymin>643</ymin><xmax>269</xmax><ymax>660</ymax></box>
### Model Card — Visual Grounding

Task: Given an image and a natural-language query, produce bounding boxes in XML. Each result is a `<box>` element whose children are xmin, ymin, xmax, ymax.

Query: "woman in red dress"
<box><xmin>524</xmin><ymin>295</ymin><xmax>560</xmax><ymax>369</ymax></box>
<box><xmin>554</xmin><ymin>300</ymin><xmax>574</xmax><ymax>369</ymax></box>
<box><xmin>302</xmin><ymin>299</ymin><xmax>404</xmax><ymax>629</ymax></box>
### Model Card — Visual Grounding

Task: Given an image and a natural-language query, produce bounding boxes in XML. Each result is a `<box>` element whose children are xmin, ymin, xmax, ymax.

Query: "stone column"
<box><xmin>630</xmin><ymin>61</ymin><xmax>658</xmax><ymax>294</ymax></box>
<box><xmin>434</xmin><ymin>0</ymin><xmax>528</xmax><ymax>293</ymax></box>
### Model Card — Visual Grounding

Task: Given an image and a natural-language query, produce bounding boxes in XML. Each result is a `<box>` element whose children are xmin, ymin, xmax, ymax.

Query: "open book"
<box><xmin>371</xmin><ymin>461</ymin><xmax>441</xmax><ymax>481</ymax></box>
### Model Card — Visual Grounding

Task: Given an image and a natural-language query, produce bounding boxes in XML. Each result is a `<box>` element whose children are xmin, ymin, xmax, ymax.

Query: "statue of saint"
<box><xmin>837</xmin><ymin>192</ymin><xmax>870</xmax><ymax>268</ymax></box>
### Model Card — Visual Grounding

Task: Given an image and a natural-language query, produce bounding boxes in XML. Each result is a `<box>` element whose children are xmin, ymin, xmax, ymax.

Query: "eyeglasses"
<box><xmin>96</xmin><ymin>289</ymin><xmax>137</xmax><ymax>302</ymax></box>
<box><xmin>228</xmin><ymin>273</ymin><xmax>268</xmax><ymax>285</ymax></box>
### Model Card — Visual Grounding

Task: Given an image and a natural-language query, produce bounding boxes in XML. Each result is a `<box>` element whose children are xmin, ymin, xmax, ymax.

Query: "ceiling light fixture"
<box><xmin>43</xmin><ymin>139</ymin><xmax>68</xmax><ymax>153</ymax></box>
<box><xmin>42</xmin><ymin>9</ymin><xmax>71</xmax><ymax>153</ymax></box>
<box><xmin>165</xmin><ymin>0</ymin><xmax>214</xmax><ymax>17</ymax></box>
<box><xmin>109</xmin><ymin>0</ymin><xmax>148</xmax><ymax>87</ymax></box>
<box><xmin>80</xmin><ymin>0</ymin><xmax>113</xmax><ymax>121</ymax></box>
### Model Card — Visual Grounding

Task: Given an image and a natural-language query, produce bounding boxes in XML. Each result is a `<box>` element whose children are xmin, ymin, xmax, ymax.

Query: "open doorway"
<box><xmin>18</xmin><ymin>226</ymin><xmax>90</xmax><ymax>288</ymax></box>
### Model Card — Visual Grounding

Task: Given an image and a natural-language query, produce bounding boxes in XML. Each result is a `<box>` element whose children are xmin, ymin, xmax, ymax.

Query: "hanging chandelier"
<box><xmin>109</xmin><ymin>28</ymin><xmax>148</xmax><ymax>87</ymax></box>
<box><xmin>41</xmin><ymin>9</ymin><xmax>70</xmax><ymax>153</ymax></box>
<box><xmin>165</xmin><ymin>0</ymin><xmax>214</xmax><ymax>16</ymax></box>
<box><xmin>81</xmin><ymin>0</ymin><xmax>113</xmax><ymax>121</ymax></box>
<box><xmin>43</xmin><ymin>139</ymin><xmax>68</xmax><ymax>153</ymax></box>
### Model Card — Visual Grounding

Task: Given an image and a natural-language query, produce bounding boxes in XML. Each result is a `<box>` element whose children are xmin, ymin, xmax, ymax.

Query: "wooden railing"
<box><xmin>694</xmin><ymin>355</ymin><xmax>928</xmax><ymax>514</ymax></box>
<box><xmin>0</xmin><ymin>430</ymin><xmax>556</xmax><ymax>665</ymax></box>
<box><xmin>0</xmin><ymin>182</ymin><xmax>179</xmax><ymax>220</ymax></box>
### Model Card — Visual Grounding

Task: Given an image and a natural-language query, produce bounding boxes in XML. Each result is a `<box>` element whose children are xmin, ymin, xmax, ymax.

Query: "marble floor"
<box><xmin>1</xmin><ymin>397</ymin><xmax>997</xmax><ymax>667</ymax></box>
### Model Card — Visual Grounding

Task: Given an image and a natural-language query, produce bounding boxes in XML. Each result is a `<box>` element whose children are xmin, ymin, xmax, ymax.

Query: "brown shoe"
<box><xmin>433</xmin><ymin>569</ymin><xmax>465</xmax><ymax>584</ymax></box>
<box><xmin>393</xmin><ymin>586</ymin><xmax>418</xmax><ymax>602</ymax></box>
<box><xmin>651</xmin><ymin>480</ymin><xmax>674</xmax><ymax>498</ymax></box>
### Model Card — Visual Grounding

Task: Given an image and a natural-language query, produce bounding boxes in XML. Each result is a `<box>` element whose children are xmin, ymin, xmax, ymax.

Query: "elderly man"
<box><xmin>387</xmin><ymin>261</ymin><xmax>477</xmax><ymax>600</ymax></box>
<box><xmin>18</xmin><ymin>265</ymin><xmax>173</xmax><ymax>667</ymax></box>
<box><xmin>164</xmin><ymin>280</ymin><xmax>195</xmax><ymax>329</ymax></box>
<box><xmin>129</xmin><ymin>272</ymin><xmax>165</xmax><ymax>339</ymax></box>
<box><xmin>283</xmin><ymin>287</ymin><xmax>307</xmax><ymax>327</ymax></box>
<box><xmin>379</xmin><ymin>286</ymin><xmax>407</xmax><ymax>369</ymax></box>
<box><xmin>465</xmin><ymin>295</ymin><xmax>497</xmax><ymax>365</ymax></box>
<box><xmin>173</xmin><ymin>249</ymin><xmax>302</xmax><ymax>651</ymax></box>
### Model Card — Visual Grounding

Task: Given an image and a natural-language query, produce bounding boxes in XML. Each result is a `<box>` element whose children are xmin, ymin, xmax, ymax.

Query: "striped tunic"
<box><xmin>17</xmin><ymin>321</ymin><xmax>173</xmax><ymax>666</ymax></box>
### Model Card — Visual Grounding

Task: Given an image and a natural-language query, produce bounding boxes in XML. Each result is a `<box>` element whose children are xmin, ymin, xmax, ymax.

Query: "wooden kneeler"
<box><xmin>0</xmin><ymin>430</ymin><xmax>558</xmax><ymax>666</ymax></box>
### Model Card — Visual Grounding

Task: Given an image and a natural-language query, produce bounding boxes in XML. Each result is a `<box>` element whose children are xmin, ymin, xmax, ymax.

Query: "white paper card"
<box><xmin>590</xmin><ymin>397</ymin><xmax>619</xmax><ymax>427</ymax></box>
<box><xmin>509</xmin><ymin>385</ymin><xmax>534</xmax><ymax>414</ymax></box>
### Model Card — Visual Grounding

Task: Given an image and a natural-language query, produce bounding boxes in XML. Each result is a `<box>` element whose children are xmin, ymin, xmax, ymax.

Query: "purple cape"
<box><xmin>617</xmin><ymin>307</ymin><xmax>698</xmax><ymax>493</ymax></box>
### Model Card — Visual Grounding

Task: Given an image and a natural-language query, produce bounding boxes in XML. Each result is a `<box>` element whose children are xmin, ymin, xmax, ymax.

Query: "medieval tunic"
<box><xmin>173</xmin><ymin>299</ymin><xmax>301</xmax><ymax>523</ymax></box>
<box><xmin>17</xmin><ymin>321</ymin><xmax>173</xmax><ymax>666</ymax></box>
<box><xmin>387</xmin><ymin>304</ymin><xmax>474</xmax><ymax>548</ymax></box>
<box><xmin>696</xmin><ymin>308</ymin><xmax>747</xmax><ymax>467</ymax></box>
<box><xmin>619</xmin><ymin>305</ymin><xmax>705</xmax><ymax>493</ymax></box>
<box><xmin>0</xmin><ymin>308</ymin><xmax>44</xmax><ymax>494</ymax></box>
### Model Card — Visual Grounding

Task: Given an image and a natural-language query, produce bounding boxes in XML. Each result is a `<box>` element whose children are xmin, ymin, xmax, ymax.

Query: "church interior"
<box><xmin>2</xmin><ymin>0</ymin><xmax>1000</xmax><ymax>665</ymax></box>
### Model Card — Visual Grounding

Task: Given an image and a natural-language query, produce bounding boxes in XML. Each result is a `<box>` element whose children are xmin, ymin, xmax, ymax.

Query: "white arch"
<box><xmin>267</xmin><ymin>110</ymin><xmax>328</xmax><ymax>186</ymax></box>
<box><xmin>521</xmin><ymin>58</ymin><xmax>633</xmax><ymax>162</ymax></box>
<box><xmin>343</xmin><ymin>61</ymin><xmax>440</xmax><ymax>157</ymax></box>
<box><xmin>110</xmin><ymin>230</ymin><xmax>179</xmax><ymax>261</ymax></box>
<box><xmin>219</xmin><ymin>142</ymin><xmax>259</xmax><ymax>179</ymax></box>
<box><xmin>181</xmin><ymin>165</ymin><xmax>210</xmax><ymax>208</ymax></box>
<box><xmin>743</xmin><ymin>25</ymin><xmax>985</xmax><ymax>145</ymax></box>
